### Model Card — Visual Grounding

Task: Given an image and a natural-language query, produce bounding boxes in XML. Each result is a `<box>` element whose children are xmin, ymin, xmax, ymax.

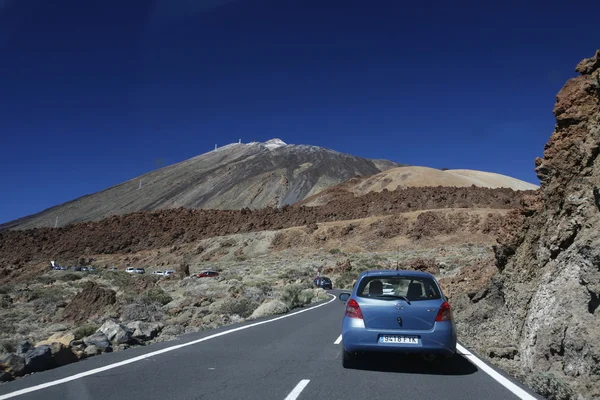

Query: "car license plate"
<box><xmin>379</xmin><ymin>335</ymin><xmax>419</xmax><ymax>344</ymax></box>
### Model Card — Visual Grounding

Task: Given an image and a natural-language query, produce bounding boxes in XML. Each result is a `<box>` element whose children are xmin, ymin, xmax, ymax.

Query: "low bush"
<box><xmin>73</xmin><ymin>324</ymin><xmax>98</xmax><ymax>340</ymax></box>
<box><xmin>56</xmin><ymin>273</ymin><xmax>83</xmax><ymax>282</ymax></box>
<box><xmin>280</xmin><ymin>284</ymin><xmax>314</xmax><ymax>309</ymax></box>
<box><xmin>141</xmin><ymin>288</ymin><xmax>172</xmax><ymax>306</ymax></box>
<box><xmin>526</xmin><ymin>372</ymin><xmax>576</xmax><ymax>400</ymax></box>
<box><xmin>217</xmin><ymin>297</ymin><xmax>259</xmax><ymax>318</ymax></box>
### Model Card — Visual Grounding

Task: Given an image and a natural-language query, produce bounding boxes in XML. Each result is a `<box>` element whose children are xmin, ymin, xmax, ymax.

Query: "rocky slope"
<box><xmin>456</xmin><ymin>50</ymin><xmax>600</xmax><ymax>399</ymax></box>
<box><xmin>0</xmin><ymin>186</ymin><xmax>534</xmax><ymax>280</ymax></box>
<box><xmin>0</xmin><ymin>139</ymin><xmax>404</xmax><ymax>231</ymax></box>
<box><xmin>297</xmin><ymin>166</ymin><xmax>538</xmax><ymax>207</ymax></box>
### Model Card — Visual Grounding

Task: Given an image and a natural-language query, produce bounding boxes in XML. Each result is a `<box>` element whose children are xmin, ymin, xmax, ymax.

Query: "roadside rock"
<box><xmin>24</xmin><ymin>345</ymin><xmax>54</xmax><ymax>373</ymax></box>
<box><xmin>98</xmin><ymin>320</ymin><xmax>132</xmax><ymax>345</ymax></box>
<box><xmin>16</xmin><ymin>341</ymin><xmax>32</xmax><ymax>356</ymax></box>
<box><xmin>49</xmin><ymin>343</ymin><xmax>77</xmax><ymax>367</ymax></box>
<box><xmin>36</xmin><ymin>332</ymin><xmax>75</xmax><ymax>347</ymax></box>
<box><xmin>126</xmin><ymin>321</ymin><xmax>163</xmax><ymax>341</ymax></box>
<box><xmin>0</xmin><ymin>353</ymin><xmax>25</xmax><ymax>377</ymax></box>
<box><xmin>84</xmin><ymin>345</ymin><xmax>101</xmax><ymax>357</ymax></box>
<box><xmin>0</xmin><ymin>371</ymin><xmax>11</xmax><ymax>382</ymax></box>
<box><xmin>83</xmin><ymin>332</ymin><xmax>110</xmax><ymax>350</ymax></box>
<box><xmin>62</xmin><ymin>281</ymin><xmax>116</xmax><ymax>323</ymax></box>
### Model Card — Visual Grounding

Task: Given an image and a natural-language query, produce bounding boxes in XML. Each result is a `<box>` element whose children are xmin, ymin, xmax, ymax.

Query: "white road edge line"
<box><xmin>334</xmin><ymin>334</ymin><xmax>342</xmax><ymax>344</ymax></box>
<box><xmin>0</xmin><ymin>296</ymin><xmax>336</xmax><ymax>400</ymax></box>
<box><xmin>284</xmin><ymin>379</ymin><xmax>310</xmax><ymax>400</ymax></box>
<box><xmin>456</xmin><ymin>344</ymin><xmax>537</xmax><ymax>400</ymax></box>
<box><xmin>331</xmin><ymin>339</ymin><xmax>535</xmax><ymax>399</ymax></box>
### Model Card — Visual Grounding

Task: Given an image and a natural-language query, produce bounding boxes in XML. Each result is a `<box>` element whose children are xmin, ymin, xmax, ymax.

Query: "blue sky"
<box><xmin>1</xmin><ymin>0</ymin><xmax>598</xmax><ymax>224</ymax></box>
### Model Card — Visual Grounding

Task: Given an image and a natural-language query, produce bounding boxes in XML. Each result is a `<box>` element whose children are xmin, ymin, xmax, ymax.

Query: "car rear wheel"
<box><xmin>342</xmin><ymin>349</ymin><xmax>357</xmax><ymax>368</ymax></box>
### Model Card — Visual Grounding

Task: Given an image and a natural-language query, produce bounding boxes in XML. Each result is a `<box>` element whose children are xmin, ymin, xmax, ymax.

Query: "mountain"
<box><xmin>297</xmin><ymin>166</ymin><xmax>539</xmax><ymax>207</ymax></box>
<box><xmin>1</xmin><ymin>139</ymin><xmax>404</xmax><ymax>230</ymax></box>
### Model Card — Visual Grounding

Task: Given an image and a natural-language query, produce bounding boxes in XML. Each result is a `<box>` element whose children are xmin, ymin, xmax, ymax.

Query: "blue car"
<box><xmin>338</xmin><ymin>270</ymin><xmax>457</xmax><ymax>368</ymax></box>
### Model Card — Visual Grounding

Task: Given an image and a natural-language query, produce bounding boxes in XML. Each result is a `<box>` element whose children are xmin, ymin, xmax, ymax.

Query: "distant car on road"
<box><xmin>314</xmin><ymin>276</ymin><xmax>333</xmax><ymax>289</ymax></box>
<box><xmin>152</xmin><ymin>271</ymin><xmax>164</xmax><ymax>276</ymax></box>
<box><xmin>338</xmin><ymin>270</ymin><xmax>456</xmax><ymax>368</ymax></box>
<box><xmin>193</xmin><ymin>270</ymin><xmax>219</xmax><ymax>278</ymax></box>
<box><xmin>163</xmin><ymin>270</ymin><xmax>176</xmax><ymax>277</ymax></box>
<box><xmin>126</xmin><ymin>267</ymin><xmax>145</xmax><ymax>274</ymax></box>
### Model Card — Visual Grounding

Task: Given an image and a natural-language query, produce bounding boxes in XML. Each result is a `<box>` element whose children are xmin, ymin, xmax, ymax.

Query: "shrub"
<box><xmin>328</xmin><ymin>248</ymin><xmax>343</xmax><ymax>255</ymax></box>
<box><xmin>280</xmin><ymin>284</ymin><xmax>314</xmax><ymax>309</ymax></box>
<box><xmin>299</xmin><ymin>289</ymin><xmax>315</xmax><ymax>305</ymax></box>
<box><xmin>73</xmin><ymin>324</ymin><xmax>99</xmax><ymax>340</ymax></box>
<box><xmin>104</xmin><ymin>271</ymin><xmax>132</xmax><ymax>289</ymax></box>
<box><xmin>141</xmin><ymin>288</ymin><xmax>172</xmax><ymax>306</ymax></box>
<box><xmin>335</xmin><ymin>271</ymin><xmax>359</xmax><ymax>289</ymax></box>
<box><xmin>56</xmin><ymin>273</ymin><xmax>83</xmax><ymax>282</ymax></box>
<box><xmin>0</xmin><ymin>339</ymin><xmax>18</xmax><ymax>353</ymax></box>
<box><xmin>30</xmin><ymin>286</ymin><xmax>65</xmax><ymax>303</ymax></box>
<box><xmin>249</xmin><ymin>300</ymin><xmax>288</xmax><ymax>319</ymax></box>
<box><xmin>0</xmin><ymin>286</ymin><xmax>12</xmax><ymax>295</ymax></box>
<box><xmin>218</xmin><ymin>297</ymin><xmax>259</xmax><ymax>318</ymax></box>
<box><xmin>526</xmin><ymin>372</ymin><xmax>576</xmax><ymax>400</ymax></box>
<box><xmin>35</xmin><ymin>275</ymin><xmax>56</xmax><ymax>285</ymax></box>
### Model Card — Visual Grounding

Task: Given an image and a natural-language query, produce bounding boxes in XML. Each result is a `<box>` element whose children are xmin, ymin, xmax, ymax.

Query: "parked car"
<box><xmin>314</xmin><ymin>276</ymin><xmax>333</xmax><ymax>289</ymax></box>
<box><xmin>338</xmin><ymin>270</ymin><xmax>456</xmax><ymax>368</ymax></box>
<box><xmin>193</xmin><ymin>270</ymin><xmax>219</xmax><ymax>278</ymax></box>
<box><xmin>163</xmin><ymin>270</ymin><xmax>176</xmax><ymax>277</ymax></box>
<box><xmin>152</xmin><ymin>271</ymin><xmax>165</xmax><ymax>276</ymax></box>
<box><xmin>126</xmin><ymin>267</ymin><xmax>145</xmax><ymax>274</ymax></box>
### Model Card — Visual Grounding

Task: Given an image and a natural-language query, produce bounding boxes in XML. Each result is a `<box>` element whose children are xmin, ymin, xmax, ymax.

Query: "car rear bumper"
<box><xmin>341</xmin><ymin>318</ymin><xmax>457</xmax><ymax>357</ymax></box>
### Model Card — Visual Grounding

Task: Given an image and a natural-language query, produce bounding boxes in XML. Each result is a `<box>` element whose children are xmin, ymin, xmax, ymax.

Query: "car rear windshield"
<box><xmin>356</xmin><ymin>275</ymin><xmax>441</xmax><ymax>301</ymax></box>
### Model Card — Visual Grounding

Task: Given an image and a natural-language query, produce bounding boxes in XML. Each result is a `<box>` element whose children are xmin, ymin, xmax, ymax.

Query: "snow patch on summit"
<box><xmin>264</xmin><ymin>138</ymin><xmax>287</xmax><ymax>150</ymax></box>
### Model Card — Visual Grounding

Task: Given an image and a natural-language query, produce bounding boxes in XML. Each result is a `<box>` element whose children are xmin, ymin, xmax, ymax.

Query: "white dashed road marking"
<box><xmin>284</xmin><ymin>379</ymin><xmax>310</xmax><ymax>400</ymax></box>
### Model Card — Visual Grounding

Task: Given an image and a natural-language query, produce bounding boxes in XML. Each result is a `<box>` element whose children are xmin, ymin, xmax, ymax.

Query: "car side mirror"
<box><xmin>444</xmin><ymin>295</ymin><xmax>449</xmax><ymax>302</ymax></box>
<box><xmin>339</xmin><ymin>293</ymin><xmax>351</xmax><ymax>302</ymax></box>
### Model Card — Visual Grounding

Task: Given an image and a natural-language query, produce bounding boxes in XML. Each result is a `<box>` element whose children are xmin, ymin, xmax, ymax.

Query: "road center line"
<box><xmin>334</xmin><ymin>334</ymin><xmax>342</xmax><ymax>344</ymax></box>
<box><xmin>284</xmin><ymin>379</ymin><xmax>310</xmax><ymax>400</ymax></box>
<box><xmin>0</xmin><ymin>295</ymin><xmax>336</xmax><ymax>400</ymax></box>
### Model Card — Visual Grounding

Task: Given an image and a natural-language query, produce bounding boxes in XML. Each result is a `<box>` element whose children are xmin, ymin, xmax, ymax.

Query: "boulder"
<box><xmin>24</xmin><ymin>346</ymin><xmax>54</xmax><ymax>373</ymax></box>
<box><xmin>36</xmin><ymin>332</ymin><xmax>75</xmax><ymax>347</ymax></box>
<box><xmin>98</xmin><ymin>320</ymin><xmax>132</xmax><ymax>345</ymax></box>
<box><xmin>83</xmin><ymin>332</ymin><xmax>110</xmax><ymax>350</ymax></box>
<box><xmin>0</xmin><ymin>371</ymin><xmax>12</xmax><ymax>382</ymax></box>
<box><xmin>16</xmin><ymin>341</ymin><xmax>33</xmax><ymax>356</ymax></box>
<box><xmin>50</xmin><ymin>343</ymin><xmax>78</xmax><ymax>367</ymax></box>
<box><xmin>84</xmin><ymin>345</ymin><xmax>100</xmax><ymax>357</ymax></box>
<box><xmin>126</xmin><ymin>321</ymin><xmax>164</xmax><ymax>341</ymax></box>
<box><xmin>70</xmin><ymin>343</ymin><xmax>87</xmax><ymax>360</ymax></box>
<box><xmin>0</xmin><ymin>353</ymin><xmax>25</xmax><ymax>377</ymax></box>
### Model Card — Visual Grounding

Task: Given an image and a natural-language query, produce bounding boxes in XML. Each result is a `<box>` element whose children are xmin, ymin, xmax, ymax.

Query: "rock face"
<box><xmin>460</xmin><ymin>50</ymin><xmax>600</xmax><ymax>399</ymax></box>
<box><xmin>62</xmin><ymin>282</ymin><xmax>116</xmax><ymax>323</ymax></box>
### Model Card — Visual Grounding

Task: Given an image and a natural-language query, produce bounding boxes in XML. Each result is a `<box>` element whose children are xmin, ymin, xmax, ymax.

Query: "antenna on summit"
<box><xmin>214</xmin><ymin>144</ymin><xmax>218</xmax><ymax>150</ymax></box>
<box><xmin>239</xmin><ymin>139</ymin><xmax>241</xmax><ymax>144</ymax></box>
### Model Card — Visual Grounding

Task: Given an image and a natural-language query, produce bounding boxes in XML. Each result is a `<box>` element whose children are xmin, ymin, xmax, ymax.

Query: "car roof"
<box><xmin>358</xmin><ymin>269</ymin><xmax>436</xmax><ymax>279</ymax></box>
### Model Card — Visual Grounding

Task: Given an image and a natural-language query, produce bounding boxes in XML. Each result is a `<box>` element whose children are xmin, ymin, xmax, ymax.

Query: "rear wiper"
<box><xmin>375</xmin><ymin>294</ymin><xmax>411</xmax><ymax>305</ymax></box>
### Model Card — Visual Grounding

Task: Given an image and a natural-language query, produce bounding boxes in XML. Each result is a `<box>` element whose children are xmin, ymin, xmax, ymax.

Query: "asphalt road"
<box><xmin>0</xmin><ymin>291</ymin><xmax>541</xmax><ymax>400</ymax></box>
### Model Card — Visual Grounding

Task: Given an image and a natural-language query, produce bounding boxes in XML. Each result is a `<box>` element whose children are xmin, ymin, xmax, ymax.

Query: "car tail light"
<box><xmin>345</xmin><ymin>299</ymin><xmax>363</xmax><ymax>319</ymax></box>
<box><xmin>435</xmin><ymin>301</ymin><xmax>452</xmax><ymax>322</ymax></box>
